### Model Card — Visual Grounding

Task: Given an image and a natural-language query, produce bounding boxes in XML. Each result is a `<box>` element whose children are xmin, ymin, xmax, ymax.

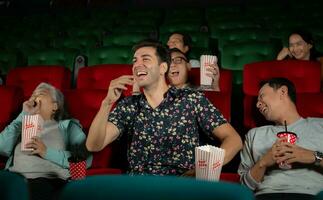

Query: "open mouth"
<box><xmin>260</xmin><ymin>107</ymin><xmax>267</xmax><ymax>115</ymax></box>
<box><xmin>169</xmin><ymin>71</ymin><xmax>179</xmax><ymax>77</ymax></box>
<box><xmin>135</xmin><ymin>71</ymin><xmax>148</xmax><ymax>80</ymax></box>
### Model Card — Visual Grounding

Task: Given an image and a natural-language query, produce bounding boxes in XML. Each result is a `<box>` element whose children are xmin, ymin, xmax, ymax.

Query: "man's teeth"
<box><xmin>137</xmin><ymin>71</ymin><xmax>147</xmax><ymax>76</ymax></box>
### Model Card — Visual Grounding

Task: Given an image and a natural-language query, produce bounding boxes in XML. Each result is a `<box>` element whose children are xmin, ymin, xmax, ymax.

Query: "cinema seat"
<box><xmin>76</xmin><ymin>64</ymin><xmax>133</xmax><ymax>95</ymax></box>
<box><xmin>27</xmin><ymin>49</ymin><xmax>77</xmax><ymax>71</ymax></box>
<box><xmin>64</xmin><ymin>89</ymin><xmax>123</xmax><ymax>175</ymax></box>
<box><xmin>315</xmin><ymin>190</ymin><xmax>323</xmax><ymax>200</ymax></box>
<box><xmin>221</xmin><ymin>41</ymin><xmax>278</xmax><ymax>85</ymax></box>
<box><xmin>297</xmin><ymin>93</ymin><xmax>323</xmax><ymax>118</ymax></box>
<box><xmin>87</xmin><ymin>47</ymin><xmax>132</xmax><ymax>66</ymax></box>
<box><xmin>6</xmin><ymin>65</ymin><xmax>71</xmax><ymax>100</ymax></box>
<box><xmin>243</xmin><ymin>60</ymin><xmax>321</xmax><ymax>129</ymax></box>
<box><xmin>0</xmin><ymin>171</ymin><xmax>29</xmax><ymax>200</ymax></box>
<box><xmin>0</xmin><ymin>86</ymin><xmax>23</xmax><ymax>131</ymax></box>
<box><xmin>189</xmin><ymin>68</ymin><xmax>232</xmax><ymax>121</ymax></box>
<box><xmin>59</xmin><ymin>175</ymin><xmax>254</xmax><ymax>200</ymax></box>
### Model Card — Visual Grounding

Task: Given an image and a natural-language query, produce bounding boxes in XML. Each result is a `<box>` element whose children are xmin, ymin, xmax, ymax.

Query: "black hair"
<box><xmin>260</xmin><ymin>77</ymin><xmax>297</xmax><ymax>104</ymax></box>
<box><xmin>168</xmin><ymin>32</ymin><xmax>192</xmax><ymax>55</ymax></box>
<box><xmin>133</xmin><ymin>39</ymin><xmax>171</xmax><ymax>72</ymax></box>
<box><xmin>168</xmin><ymin>48</ymin><xmax>189</xmax><ymax>62</ymax></box>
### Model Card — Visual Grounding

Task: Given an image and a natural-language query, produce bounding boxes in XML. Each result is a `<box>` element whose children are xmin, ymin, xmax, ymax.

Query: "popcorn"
<box><xmin>21</xmin><ymin>114</ymin><xmax>43</xmax><ymax>151</ymax></box>
<box><xmin>195</xmin><ymin>145</ymin><xmax>225</xmax><ymax>181</ymax></box>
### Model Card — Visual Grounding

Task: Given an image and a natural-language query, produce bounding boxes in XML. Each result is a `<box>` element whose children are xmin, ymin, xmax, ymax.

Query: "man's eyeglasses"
<box><xmin>171</xmin><ymin>56</ymin><xmax>188</xmax><ymax>64</ymax></box>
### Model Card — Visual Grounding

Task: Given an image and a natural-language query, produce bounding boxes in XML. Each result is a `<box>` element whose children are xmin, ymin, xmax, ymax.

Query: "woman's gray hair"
<box><xmin>34</xmin><ymin>82</ymin><xmax>69</xmax><ymax>121</ymax></box>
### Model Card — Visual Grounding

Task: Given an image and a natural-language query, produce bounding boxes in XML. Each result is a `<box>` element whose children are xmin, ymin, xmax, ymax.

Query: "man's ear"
<box><xmin>308</xmin><ymin>43</ymin><xmax>313</xmax><ymax>50</ymax></box>
<box><xmin>183</xmin><ymin>45</ymin><xmax>189</xmax><ymax>53</ymax></box>
<box><xmin>280</xmin><ymin>85</ymin><xmax>288</xmax><ymax>99</ymax></box>
<box><xmin>160</xmin><ymin>62</ymin><xmax>168</xmax><ymax>75</ymax></box>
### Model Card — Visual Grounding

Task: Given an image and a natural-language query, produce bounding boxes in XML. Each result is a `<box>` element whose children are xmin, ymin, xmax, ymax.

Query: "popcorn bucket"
<box><xmin>200</xmin><ymin>55</ymin><xmax>217</xmax><ymax>91</ymax></box>
<box><xmin>21</xmin><ymin>114</ymin><xmax>43</xmax><ymax>151</ymax></box>
<box><xmin>195</xmin><ymin>145</ymin><xmax>225</xmax><ymax>181</ymax></box>
<box><xmin>69</xmin><ymin>160</ymin><xmax>86</xmax><ymax>180</ymax></box>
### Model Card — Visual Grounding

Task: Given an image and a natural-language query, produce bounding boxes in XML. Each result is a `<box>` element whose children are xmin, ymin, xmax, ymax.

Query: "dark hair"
<box><xmin>133</xmin><ymin>39</ymin><xmax>171</xmax><ymax>72</ymax></box>
<box><xmin>260</xmin><ymin>77</ymin><xmax>297</xmax><ymax>104</ymax></box>
<box><xmin>288</xmin><ymin>29</ymin><xmax>322</xmax><ymax>60</ymax></box>
<box><xmin>168</xmin><ymin>48</ymin><xmax>189</xmax><ymax>62</ymax></box>
<box><xmin>168</xmin><ymin>32</ymin><xmax>192</xmax><ymax>54</ymax></box>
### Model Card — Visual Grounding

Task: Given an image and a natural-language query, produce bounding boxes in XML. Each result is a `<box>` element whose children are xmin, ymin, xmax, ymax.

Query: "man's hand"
<box><xmin>275</xmin><ymin>142</ymin><xmax>315</xmax><ymax>165</ymax></box>
<box><xmin>102</xmin><ymin>75</ymin><xmax>134</xmax><ymax>107</ymax></box>
<box><xmin>205</xmin><ymin>63</ymin><xmax>220</xmax><ymax>91</ymax></box>
<box><xmin>25</xmin><ymin>136</ymin><xmax>47</xmax><ymax>158</ymax></box>
<box><xmin>259</xmin><ymin>139</ymin><xmax>283</xmax><ymax>168</ymax></box>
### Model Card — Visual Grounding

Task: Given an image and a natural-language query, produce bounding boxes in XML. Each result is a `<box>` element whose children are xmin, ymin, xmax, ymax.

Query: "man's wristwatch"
<box><xmin>314</xmin><ymin>151</ymin><xmax>323</xmax><ymax>166</ymax></box>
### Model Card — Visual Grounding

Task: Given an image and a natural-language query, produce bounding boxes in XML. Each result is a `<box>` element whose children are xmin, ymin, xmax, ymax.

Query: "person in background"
<box><xmin>167</xmin><ymin>32</ymin><xmax>221</xmax><ymax>91</ymax></box>
<box><xmin>0</xmin><ymin>82</ymin><xmax>92</xmax><ymax>200</ymax></box>
<box><xmin>238</xmin><ymin>77</ymin><xmax>323</xmax><ymax>200</ymax></box>
<box><xmin>276</xmin><ymin>30</ymin><xmax>323</xmax><ymax>89</ymax></box>
<box><xmin>86</xmin><ymin>40</ymin><xmax>242</xmax><ymax>176</ymax></box>
<box><xmin>168</xmin><ymin>48</ymin><xmax>220</xmax><ymax>91</ymax></box>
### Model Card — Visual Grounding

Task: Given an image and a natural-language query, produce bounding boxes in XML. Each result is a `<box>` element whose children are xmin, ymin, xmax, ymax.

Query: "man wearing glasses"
<box><xmin>168</xmin><ymin>48</ymin><xmax>220</xmax><ymax>91</ymax></box>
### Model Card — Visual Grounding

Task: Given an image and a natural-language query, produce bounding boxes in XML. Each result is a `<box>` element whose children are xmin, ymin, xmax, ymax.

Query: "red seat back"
<box><xmin>0</xmin><ymin>86</ymin><xmax>23</xmax><ymax>131</ymax></box>
<box><xmin>6</xmin><ymin>65</ymin><xmax>71</xmax><ymax>100</ymax></box>
<box><xmin>190</xmin><ymin>68</ymin><xmax>233</xmax><ymax>121</ymax></box>
<box><xmin>243</xmin><ymin>60</ymin><xmax>321</xmax><ymax>129</ymax></box>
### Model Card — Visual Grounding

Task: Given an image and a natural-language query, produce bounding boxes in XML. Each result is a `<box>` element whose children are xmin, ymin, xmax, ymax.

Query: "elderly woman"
<box><xmin>0</xmin><ymin>82</ymin><xmax>92</xmax><ymax>200</ymax></box>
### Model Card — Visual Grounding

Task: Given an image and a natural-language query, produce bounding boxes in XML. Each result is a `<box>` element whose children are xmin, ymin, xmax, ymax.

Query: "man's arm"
<box><xmin>86</xmin><ymin>75</ymin><xmax>134</xmax><ymax>152</ymax></box>
<box><xmin>212</xmin><ymin>123</ymin><xmax>242</xmax><ymax>165</ymax></box>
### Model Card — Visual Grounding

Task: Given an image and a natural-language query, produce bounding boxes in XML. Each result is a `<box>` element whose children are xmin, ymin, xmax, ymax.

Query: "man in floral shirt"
<box><xmin>86</xmin><ymin>40</ymin><xmax>242</xmax><ymax>175</ymax></box>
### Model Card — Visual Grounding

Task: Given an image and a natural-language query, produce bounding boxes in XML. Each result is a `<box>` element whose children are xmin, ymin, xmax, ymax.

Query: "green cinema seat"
<box><xmin>27</xmin><ymin>49</ymin><xmax>78</xmax><ymax>71</ymax></box>
<box><xmin>59</xmin><ymin>175</ymin><xmax>254</xmax><ymax>200</ymax></box>
<box><xmin>87</xmin><ymin>46</ymin><xmax>132</xmax><ymax>66</ymax></box>
<box><xmin>102</xmin><ymin>32</ymin><xmax>149</xmax><ymax>47</ymax></box>
<box><xmin>315</xmin><ymin>191</ymin><xmax>323</xmax><ymax>200</ymax></box>
<box><xmin>221</xmin><ymin>41</ymin><xmax>278</xmax><ymax>85</ymax></box>
<box><xmin>0</xmin><ymin>170</ymin><xmax>29</xmax><ymax>200</ymax></box>
<box><xmin>0</xmin><ymin>52</ymin><xmax>18</xmax><ymax>75</ymax></box>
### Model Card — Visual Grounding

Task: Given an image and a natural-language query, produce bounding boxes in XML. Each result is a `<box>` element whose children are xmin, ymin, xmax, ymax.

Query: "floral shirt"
<box><xmin>108</xmin><ymin>87</ymin><xmax>227</xmax><ymax>175</ymax></box>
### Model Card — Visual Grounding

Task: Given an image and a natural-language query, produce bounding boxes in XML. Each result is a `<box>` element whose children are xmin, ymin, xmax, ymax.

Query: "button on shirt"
<box><xmin>108</xmin><ymin>87</ymin><xmax>227</xmax><ymax>175</ymax></box>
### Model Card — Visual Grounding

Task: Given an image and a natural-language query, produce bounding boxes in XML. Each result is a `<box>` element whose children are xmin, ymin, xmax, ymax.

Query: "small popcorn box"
<box><xmin>195</xmin><ymin>145</ymin><xmax>225</xmax><ymax>182</ymax></box>
<box><xmin>21</xmin><ymin>114</ymin><xmax>44</xmax><ymax>151</ymax></box>
<box><xmin>200</xmin><ymin>55</ymin><xmax>217</xmax><ymax>90</ymax></box>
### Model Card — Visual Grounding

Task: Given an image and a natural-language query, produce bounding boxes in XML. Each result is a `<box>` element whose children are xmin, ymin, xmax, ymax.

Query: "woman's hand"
<box><xmin>276</xmin><ymin>47</ymin><xmax>292</xmax><ymax>60</ymax></box>
<box><xmin>25</xmin><ymin>136</ymin><xmax>47</xmax><ymax>158</ymax></box>
<box><xmin>23</xmin><ymin>97</ymin><xmax>40</xmax><ymax>115</ymax></box>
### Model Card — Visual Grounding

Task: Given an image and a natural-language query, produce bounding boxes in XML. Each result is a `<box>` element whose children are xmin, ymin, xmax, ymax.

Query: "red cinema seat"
<box><xmin>6</xmin><ymin>65</ymin><xmax>71</xmax><ymax>100</ymax></box>
<box><xmin>0</xmin><ymin>86</ymin><xmax>23</xmax><ymax>131</ymax></box>
<box><xmin>189</xmin><ymin>68</ymin><xmax>233</xmax><ymax>121</ymax></box>
<box><xmin>77</xmin><ymin>64</ymin><xmax>133</xmax><ymax>96</ymax></box>
<box><xmin>297</xmin><ymin>93</ymin><xmax>323</xmax><ymax>118</ymax></box>
<box><xmin>220</xmin><ymin>172</ymin><xmax>240</xmax><ymax>183</ymax></box>
<box><xmin>64</xmin><ymin>89</ymin><xmax>123</xmax><ymax>175</ymax></box>
<box><xmin>0</xmin><ymin>86</ymin><xmax>23</xmax><ymax>169</ymax></box>
<box><xmin>243</xmin><ymin>60</ymin><xmax>321</xmax><ymax>129</ymax></box>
